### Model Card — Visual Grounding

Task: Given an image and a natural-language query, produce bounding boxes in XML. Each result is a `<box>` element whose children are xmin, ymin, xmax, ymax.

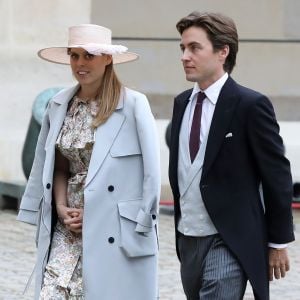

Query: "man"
<box><xmin>168</xmin><ymin>12</ymin><xmax>295</xmax><ymax>300</ymax></box>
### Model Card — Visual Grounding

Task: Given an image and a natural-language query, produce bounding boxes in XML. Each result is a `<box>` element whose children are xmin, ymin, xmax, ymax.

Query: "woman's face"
<box><xmin>69</xmin><ymin>48</ymin><xmax>112</xmax><ymax>89</ymax></box>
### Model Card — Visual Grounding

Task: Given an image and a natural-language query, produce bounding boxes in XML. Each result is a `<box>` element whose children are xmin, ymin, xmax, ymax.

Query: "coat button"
<box><xmin>108</xmin><ymin>237</ymin><xmax>114</xmax><ymax>243</ymax></box>
<box><xmin>46</xmin><ymin>183</ymin><xmax>51</xmax><ymax>189</ymax></box>
<box><xmin>152</xmin><ymin>214</ymin><xmax>156</xmax><ymax>220</ymax></box>
<box><xmin>108</xmin><ymin>185</ymin><xmax>114</xmax><ymax>192</ymax></box>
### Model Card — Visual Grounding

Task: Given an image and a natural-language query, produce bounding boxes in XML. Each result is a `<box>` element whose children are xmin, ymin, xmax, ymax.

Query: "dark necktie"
<box><xmin>189</xmin><ymin>92</ymin><xmax>206</xmax><ymax>163</ymax></box>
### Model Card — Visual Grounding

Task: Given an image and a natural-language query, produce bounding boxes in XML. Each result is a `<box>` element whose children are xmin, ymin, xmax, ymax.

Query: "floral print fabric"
<box><xmin>39</xmin><ymin>96</ymin><xmax>98</xmax><ymax>299</ymax></box>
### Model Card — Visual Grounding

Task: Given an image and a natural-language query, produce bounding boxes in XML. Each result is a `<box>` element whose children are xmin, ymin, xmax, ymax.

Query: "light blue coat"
<box><xmin>17</xmin><ymin>85</ymin><xmax>161</xmax><ymax>300</ymax></box>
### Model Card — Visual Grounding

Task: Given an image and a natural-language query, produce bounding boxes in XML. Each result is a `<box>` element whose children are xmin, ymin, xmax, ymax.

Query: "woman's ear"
<box><xmin>106</xmin><ymin>55</ymin><xmax>113</xmax><ymax>65</ymax></box>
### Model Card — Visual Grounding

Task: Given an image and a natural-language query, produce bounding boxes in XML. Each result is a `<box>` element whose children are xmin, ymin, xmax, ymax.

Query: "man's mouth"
<box><xmin>184</xmin><ymin>66</ymin><xmax>195</xmax><ymax>72</ymax></box>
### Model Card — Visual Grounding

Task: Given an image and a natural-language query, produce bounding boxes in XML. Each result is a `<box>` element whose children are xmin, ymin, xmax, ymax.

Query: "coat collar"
<box><xmin>52</xmin><ymin>84</ymin><xmax>80</xmax><ymax>105</ymax></box>
<box><xmin>52</xmin><ymin>84</ymin><xmax>125</xmax><ymax>110</ymax></box>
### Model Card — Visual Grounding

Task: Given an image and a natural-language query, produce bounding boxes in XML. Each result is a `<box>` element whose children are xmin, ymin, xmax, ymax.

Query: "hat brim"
<box><xmin>38</xmin><ymin>47</ymin><xmax>139</xmax><ymax>65</ymax></box>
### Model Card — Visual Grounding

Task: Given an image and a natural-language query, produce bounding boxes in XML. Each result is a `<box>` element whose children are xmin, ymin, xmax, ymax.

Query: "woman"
<box><xmin>17</xmin><ymin>24</ymin><xmax>160</xmax><ymax>300</ymax></box>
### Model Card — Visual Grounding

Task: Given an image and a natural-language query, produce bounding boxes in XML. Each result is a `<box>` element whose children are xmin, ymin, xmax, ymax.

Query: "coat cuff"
<box><xmin>135</xmin><ymin>209</ymin><xmax>157</xmax><ymax>233</ymax></box>
<box><xmin>17</xmin><ymin>209</ymin><xmax>38</xmax><ymax>225</ymax></box>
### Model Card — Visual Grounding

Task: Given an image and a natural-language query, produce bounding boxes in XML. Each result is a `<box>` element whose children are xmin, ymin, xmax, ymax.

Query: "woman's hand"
<box><xmin>56</xmin><ymin>204</ymin><xmax>83</xmax><ymax>233</ymax></box>
<box><xmin>64</xmin><ymin>208</ymin><xmax>84</xmax><ymax>233</ymax></box>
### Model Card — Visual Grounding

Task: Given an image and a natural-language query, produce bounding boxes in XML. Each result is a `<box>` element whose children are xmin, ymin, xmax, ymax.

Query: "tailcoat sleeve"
<box><xmin>17</xmin><ymin>109</ymin><xmax>50</xmax><ymax>225</ymax></box>
<box><xmin>134</xmin><ymin>94</ymin><xmax>161</xmax><ymax>233</ymax></box>
<box><xmin>246</xmin><ymin>95</ymin><xmax>294</xmax><ymax>243</ymax></box>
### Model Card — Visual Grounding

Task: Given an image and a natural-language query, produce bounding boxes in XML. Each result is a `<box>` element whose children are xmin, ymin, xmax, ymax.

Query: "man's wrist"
<box><xmin>268</xmin><ymin>242</ymin><xmax>287</xmax><ymax>249</ymax></box>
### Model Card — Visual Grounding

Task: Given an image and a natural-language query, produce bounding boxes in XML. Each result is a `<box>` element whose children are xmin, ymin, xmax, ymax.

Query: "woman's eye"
<box><xmin>85</xmin><ymin>53</ymin><xmax>94</xmax><ymax>60</ymax></box>
<box><xmin>70</xmin><ymin>53</ymin><xmax>78</xmax><ymax>59</ymax></box>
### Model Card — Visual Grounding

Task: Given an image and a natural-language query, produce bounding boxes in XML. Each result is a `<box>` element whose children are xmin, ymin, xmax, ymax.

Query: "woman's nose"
<box><xmin>76</xmin><ymin>55</ymin><xmax>86</xmax><ymax>66</ymax></box>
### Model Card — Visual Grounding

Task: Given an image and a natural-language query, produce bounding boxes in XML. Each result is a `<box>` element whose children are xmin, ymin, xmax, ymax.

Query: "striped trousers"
<box><xmin>178</xmin><ymin>233</ymin><xmax>247</xmax><ymax>300</ymax></box>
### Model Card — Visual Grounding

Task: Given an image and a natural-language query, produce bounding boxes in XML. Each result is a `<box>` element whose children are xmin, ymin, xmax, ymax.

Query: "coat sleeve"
<box><xmin>246</xmin><ymin>95</ymin><xmax>294</xmax><ymax>244</ymax></box>
<box><xmin>133</xmin><ymin>94</ymin><xmax>161</xmax><ymax>233</ymax></box>
<box><xmin>17</xmin><ymin>109</ymin><xmax>50</xmax><ymax>225</ymax></box>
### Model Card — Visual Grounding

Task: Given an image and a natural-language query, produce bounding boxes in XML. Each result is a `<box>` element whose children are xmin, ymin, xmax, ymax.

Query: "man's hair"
<box><xmin>176</xmin><ymin>11</ymin><xmax>238</xmax><ymax>74</ymax></box>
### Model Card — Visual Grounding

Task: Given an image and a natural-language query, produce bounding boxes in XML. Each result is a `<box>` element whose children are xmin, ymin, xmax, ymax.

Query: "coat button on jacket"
<box><xmin>108</xmin><ymin>185</ymin><xmax>114</xmax><ymax>192</ymax></box>
<box><xmin>108</xmin><ymin>237</ymin><xmax>115</xmax><ymax>243</ymax></box>
<box><xmin>46</xmin><ymin>183</ymin><xmax>51</xmax><ymax>189</ymax></box>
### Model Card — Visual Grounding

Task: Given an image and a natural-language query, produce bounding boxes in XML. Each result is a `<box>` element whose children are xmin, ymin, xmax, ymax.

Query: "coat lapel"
<box><xmin>85</xmin><ymin>91</ymin><xmax>126</xmax><ymax>187</ymax></box>
<box><xmin>45</xmin><ymin>85</ymin><xmax>79</xmax><ymax>149</ymax></box>
<box><xmin>85</xmin><ymin>111</ymin><xmax>125</xmax><ymax>187</ymax></box>
<box><xmin>202</xmin><ymin>77</ymin><xmax>240</xmax><ymax>178</ymax></box>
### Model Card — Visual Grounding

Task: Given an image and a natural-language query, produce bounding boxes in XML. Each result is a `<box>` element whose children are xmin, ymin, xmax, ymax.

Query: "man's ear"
<box><xmin>219</xmin><ymin>45</ymin><xmax>230</xmax><ymax>62</ymax></box>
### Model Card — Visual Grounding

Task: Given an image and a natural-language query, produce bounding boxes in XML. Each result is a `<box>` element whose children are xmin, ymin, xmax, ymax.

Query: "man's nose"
<box><xmin>181</xmin><ymin>49</ymin><xmax>190</xmax><ymax>62</ymax></box>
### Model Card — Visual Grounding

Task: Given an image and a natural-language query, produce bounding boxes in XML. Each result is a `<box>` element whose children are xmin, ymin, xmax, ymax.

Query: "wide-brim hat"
<box><xmin>38</xmin><ymin>24</ymin><xmax>139</xmax><ymax>65</ymax></box>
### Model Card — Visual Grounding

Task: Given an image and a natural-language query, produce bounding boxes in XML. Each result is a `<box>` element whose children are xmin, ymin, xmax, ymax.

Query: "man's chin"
<box><xmin>185</xmin><ymin>75</ymin><xmax>197</xmax><ymax>82</ymax></box>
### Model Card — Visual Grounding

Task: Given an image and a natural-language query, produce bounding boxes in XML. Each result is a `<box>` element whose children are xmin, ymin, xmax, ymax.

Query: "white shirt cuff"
<box><xmin>268</xmin><ymin>243</ymin><xmax>287</xmax><ymax>249</ymax></box>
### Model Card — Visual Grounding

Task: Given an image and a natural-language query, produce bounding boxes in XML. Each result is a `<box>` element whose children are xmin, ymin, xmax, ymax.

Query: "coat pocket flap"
<box><xmin>118</xmin><ymin>201</ymin><xmax>156</xmax><ymax>228</ymax></box>
<box><xmin>110</xmin><ymin>148</ymin><xmax>142</xmax><ymax>157</ymax></box>
<box><xmin>118</xmin><ymin>201</ymin><xmax>140</xmax><ymax>222</ymax></box>
<box><xmin>118</xmin><ymin>201</ymin><xmax>158</xmax><ymax>258</ymax></box>
<box><xmin>110</xmin><ymin>140</ymin><xmax>142</xmax><ymax>157</ymax></box>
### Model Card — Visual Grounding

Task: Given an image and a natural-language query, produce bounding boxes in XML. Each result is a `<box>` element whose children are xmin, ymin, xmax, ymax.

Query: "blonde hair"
<box><xmin>93</xmin><ymin>62</ymin><xmax>122</xmax><ymax>127</ymax></box>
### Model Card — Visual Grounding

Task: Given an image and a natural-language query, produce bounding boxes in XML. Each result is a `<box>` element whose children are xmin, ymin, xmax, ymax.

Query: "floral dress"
<box><xmin>39</xmin><ymin>96</ymin><xmax>98</xmax><ymax>299</ymax></box>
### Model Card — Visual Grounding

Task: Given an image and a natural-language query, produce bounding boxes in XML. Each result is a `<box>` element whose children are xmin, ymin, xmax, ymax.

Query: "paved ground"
<box><xmin>0</xmin><ymin>209</ymin><xmax>299</xmax><ymax>300</ymax></box>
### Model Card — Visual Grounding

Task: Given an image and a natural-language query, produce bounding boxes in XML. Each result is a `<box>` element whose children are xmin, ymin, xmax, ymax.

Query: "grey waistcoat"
<box><xmin>177</xmin><ymin>104</ymin><xmax>217</xmax><ymax>236</ymax></box>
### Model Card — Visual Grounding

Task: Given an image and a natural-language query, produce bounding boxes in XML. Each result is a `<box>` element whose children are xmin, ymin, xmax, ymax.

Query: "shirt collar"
<box><xmin>189</xmin><ymin>72</ymin><xmax>229</xmax><ymax>105</ymax></box>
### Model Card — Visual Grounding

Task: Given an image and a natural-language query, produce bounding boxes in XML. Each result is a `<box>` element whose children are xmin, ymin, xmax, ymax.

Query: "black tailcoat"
<box><xmin>168</xmin><ymin>77</ymin><xmax>295</xmax><ymax>300</ymax></box>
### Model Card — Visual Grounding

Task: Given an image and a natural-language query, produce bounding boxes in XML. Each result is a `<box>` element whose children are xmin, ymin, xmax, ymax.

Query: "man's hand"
<box><xmin>268</xmin><ymin>247</ymin><xmax>290</xmax><ymax>281</ymax></box>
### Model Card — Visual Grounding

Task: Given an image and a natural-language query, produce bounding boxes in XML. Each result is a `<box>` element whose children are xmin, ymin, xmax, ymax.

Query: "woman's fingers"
<box><xmin>66</xmin><ymin>222</ymin><xmax>82</xmax><ymax>233</ymax></box>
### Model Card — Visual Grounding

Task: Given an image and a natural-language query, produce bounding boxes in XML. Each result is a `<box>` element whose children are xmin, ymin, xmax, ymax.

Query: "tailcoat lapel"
<box><xmin>202</xmin><ymin>77</ymin><xmax>240</xmax><ymax>178</ymax></box>
<box><xmin>169</xmin><ymin>89</ymin><xmax>192</xmax><ymax>195</ymax></box>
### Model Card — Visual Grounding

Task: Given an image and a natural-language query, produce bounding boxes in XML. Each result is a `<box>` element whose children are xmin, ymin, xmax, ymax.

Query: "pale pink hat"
<box><xmin>38</xmin><ymin>24</ymin><xmax>139</xmax><ymax>65</ymax></box>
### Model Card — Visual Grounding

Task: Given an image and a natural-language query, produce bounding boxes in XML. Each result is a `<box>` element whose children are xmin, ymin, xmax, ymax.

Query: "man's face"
<box><xmin>180</xmin><ymin>26</ymin><xmax>228</xmax><ymax>90</ymax></box>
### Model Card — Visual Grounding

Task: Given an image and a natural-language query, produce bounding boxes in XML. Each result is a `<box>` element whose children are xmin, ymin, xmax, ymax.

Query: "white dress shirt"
<box><xmin>187</xmin><ymin>73</ymin><xmax>228</xmax><ymax>143</ymax></box>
